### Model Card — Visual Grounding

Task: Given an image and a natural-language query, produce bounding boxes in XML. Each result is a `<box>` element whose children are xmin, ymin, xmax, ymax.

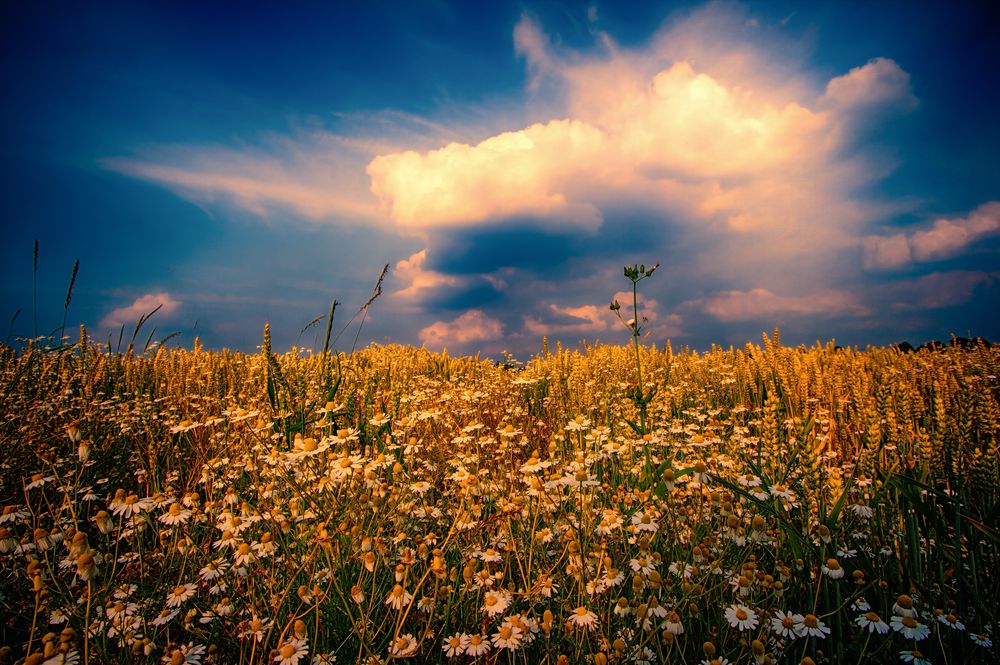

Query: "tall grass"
<box><xmin>0</xmin><ymin>332</ymin><xmax>996</xmax><ymax>664</ymax></box>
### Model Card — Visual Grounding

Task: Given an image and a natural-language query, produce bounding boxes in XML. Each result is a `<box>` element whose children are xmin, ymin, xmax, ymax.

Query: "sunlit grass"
<box><xmin>0</xmin><ymin>329</ymin><xmax>997</xmax><ymax>664</ymax></box>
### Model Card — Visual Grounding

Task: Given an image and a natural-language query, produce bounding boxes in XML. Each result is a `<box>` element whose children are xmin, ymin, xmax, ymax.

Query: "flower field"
<box><xmin>1</xmin><ymin>329</ymin><xmax>998</xmax><ymax>664</ymax></box>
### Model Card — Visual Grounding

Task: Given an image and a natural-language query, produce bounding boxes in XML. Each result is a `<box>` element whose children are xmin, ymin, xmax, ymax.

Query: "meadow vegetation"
<box><xmin>1</xmin><ymin>321</ymin><xmax>998</xmax><ymax>664</ymax></box>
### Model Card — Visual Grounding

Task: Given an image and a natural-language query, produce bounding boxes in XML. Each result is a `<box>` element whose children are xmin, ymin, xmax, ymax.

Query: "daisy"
<box><xmin>568</xmin><ymin>606</ymin><xmax>599</xmax><ymax>630</ymax></box>
<box><xmin>798</xmin><ymin>614</ymin><xmax>831</xmax><ymax>638</ymax></box>
<box><xmin>76</xmin><ymin>553</ymin><xmax>97</xmax><ymax>581</ymax></box>
<box><xmin>629</xmin><ymin>555</ymin><xmax>656</xmax><ymax>575</ymax></box>
<box><xmin>850</xmin><ymin>504</ymin><xmax>874</xmax><ymax>519</ymax></box>
<box><xmin>898</xmin><ymin>650</ymin><xmax>931</xmax><ymax>665</ymax></box>
<box><xmin>892</xmin><ymin>595</ymin><xmax>917</xmax><ymax>618</ymax></box>
<box><xmin>238</xmin><ymin>616</ymin><xmax>273</xmax><ymax>642</ymax></box>
<box><xmin>478</xmin><ymin>547</ymin><xmax>503</xmax><ymax>563</ymax></box>
<box><xmin>385</xmin><ymin>584</ymin><xmax>412</xmax><ymax>611</ymax></box>
<box><xmin>631</xmin><ymin>511</ymin><xmax>659</xmax><ymax>533</ymax></box>
<box><xmin>112</xmin><ymin>494</ymin><xmax>154</xmax><ymax>518</ymax></box>
<box><xmin>274</xmin><ymin>638</ymin><xmax>309</xmax><ymax>665</ymax></box>
<box><xmin>173</xmin><ymin>643</ymin><xmax>207</xmax><ymax>665</ymax></box>
<box><xmin>43</xmin><ymin>649</ymin><xmax>80</xmax><ymax>665</ymax></box>
<box><xmin>25</xmin><ymin>474</ymin><xmax>54</xmax><ymax>490</ymax></box>
<box><xmin>507</xmin><ymin>614</ymin><xmax>538</xmax><ymax>643</ymax></box>
<box><xmin>252</xmin><ymin>533</ymin><xmax>278</xmax><ymax>557</ymax></box>
<box><xmin>213</xmin><ymin>598</ymin><xmax>233</xmax><ymax>616</ymax></box>
<box><xmin>442</xmin><ymin>633</ymin><xmax>469</xmax><ymax>658</ymax></box>
<box><xmin>725</xmin><ymin>605</ymin><xmax>759</xmax><ymax>631</ymax></box>
<box><xmin>970</xmin><ymin>632</ymin><xmax>993</xmax><ymax>647</ymax></box>
<box><xmin>199</xmin><ymin>560</ymin><xmax>229</xmax><ymax>582</ymax></box>
<box><xmin>481</xmin><ymin>590</ymin><xmax>510</xmax><ymax>617</ymax></box>
<box><xmin>213</xmin><ymin>530</ymin><xmax>240</xmax><ymax>550</ymax></box>
<box><xmin>166</xmin><ymin>584</ymin><xmax>197</xmax><ymax>608</ymax></box>
<box><xmin>769</xmin><ymin>484</ymin><xmax>797</xmax><ymax>504</ymax></box>
<box><xmin>891</xmin><ymin>615</ymin><xmax>930</xmax><ymax>641</ymax></box>
<box><xmin>535</xmin><ymin>574</ymin><xmax>558</xmax><ymax>598</ymax></box>
<box><xmin>0</xmin><ymin>505</ymin><xmax>28</xmax><ymax>524</ymax></box>
<box><xmin>822</xmin><ymin>558</ymin><xmax>845</xmax><ymax>579</ymax></box>
<box><xmin>663</xmin><ymin>611</ymin><xmax>684</xmax><ymax>635</ymax></box>
<box><xmin>855</xmin><ymin>611</ymin><xmax>890</xmax><ymax>634</ymax></box>
<box><xmin>491</xmin><ymin>624</ymin><xmax>523</xmax><ymax>651</ymax></box>
<box><xmin>938</xmin><ymin>613</ymin><xmax>965</xmax><ymax>631</ymax></box>
<box><xmin>465</xmin><ymin>634</ymin><xmax>490</xmax><ymax>657</ymax></box>
<box><xmin>152</xmin><ymin>608</ymin><xmax>179</xmax><ymax>627</ymax></box>
<box><xmin>614</xmin><ymin>597</ymin><xmax>632</xmax><ymax>617</ymax></box>
<box><xmin>233</xmin><ymin>543</ymin><xmax>256</xmax><ymax>567</ymax></box>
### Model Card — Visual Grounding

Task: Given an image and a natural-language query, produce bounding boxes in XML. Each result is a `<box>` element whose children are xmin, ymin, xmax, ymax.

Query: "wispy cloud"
<box><xmin>524</xmin><ymin>303</ymin><xmax>610</xmax><ymax>337</ymax></box>
<box><xmin>101</xmin><ymin>292</ymin><xmax>181</xmax><ymax>329</ymax></box>
<box><xmin>106</xmin><ymin>132</ymin><xmax>382</xmax><ymax>224</ymax></box>
<box><xmin>690</xmin><ymin>288</ymin><xmax>869</xmax><ymax>322</ymax></box>
<box><xmin>887</xmin><ymin>271</ymin><xmax>998</xmax><ymax>309</ymax></box>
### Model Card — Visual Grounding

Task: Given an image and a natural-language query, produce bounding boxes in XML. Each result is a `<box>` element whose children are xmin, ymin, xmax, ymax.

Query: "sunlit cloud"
<box><xmin>101</xmin><ymin>292</ymin><xmax>181</xmax><ymax>329</ymax></box>
<box><xmin>821</xmin><ymin>57</ymin><xmax>918</xmax><ymax>112</ymax></box>
<box><xmin>364</xmin><ymin>8</ymin><xmax>922</xmax><ymax>305</ymax></box>
<box><xmin>393</xmin><ymin>250</ymin><xmax>461</xmax><ymax>300</ymax></box>
<box><xmin>418</xmin><ymin>309</ymin><xmax>503</xmax><ymax>350</ymax></box>
<box><xmin>367</xmin><ymin>120</ymin><xmax>605</xmax><ymax>230</ymax></box>
<box><xmin>863</xmin><ymin>201</ymin><xmax>1000</xmax><ymax>269</ymax></box>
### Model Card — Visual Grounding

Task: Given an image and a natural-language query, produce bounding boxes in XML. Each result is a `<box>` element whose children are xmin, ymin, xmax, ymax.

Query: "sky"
<box><xmin>2</xmin><ymin>1</ymin><xmax>998</xmax><ymax>357</ymax></box>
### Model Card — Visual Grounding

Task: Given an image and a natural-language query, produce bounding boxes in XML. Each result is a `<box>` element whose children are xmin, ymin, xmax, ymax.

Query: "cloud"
<box><xmin>691</xmin><ymin>288</ymin><xmax>868</xmax><ymax>322</ymax></box>
<box><xmin>393</xmin><ymin>249</ymin><xmax>461</xmax><ymax>300</ymax></box>
<box><xmin>887</xmin><ymin>270</ymin><xmax>997</xmax><ymax>309</ymax></box>
<box><xmin>102</xmin><ymin>3</ymin><xmax>989</xmax><ymax>353</ymax></box>
<box><xmin>822</xmin><ymin>57</ymin><xmax>918</xmax><ymax>112</ymax></box>
<box><xmin>863</xmin><ymin>201</ymin><xmax>1000</xmax><ymax>269</ymax></box>
<box><xmin>101</xmin><ymin>292</ymin><xmax>181</xmax><ymax>329</ymax></box>
<box><xmin>106</xmin><ymin>131</ymin><xmax>383</xmax><ymax>224</ymax></box>
<box><xmin>363</xmin><ymin>8</ymin><xmax>921</xmax><ymax>287</ymax></box>
<box><xmin>367</xmin><ymin>120</ymin><xmax>606</xmax><ymax>230</ymax></box>
<box><xmin>418</xmin><ymin>309</ymin><xmax>503</xmax><ymax>349</ymax></box>
<box><xmin>523</xmin><ymin>303</ymin><xmax>610</xmax><ymax>337</ymax></box>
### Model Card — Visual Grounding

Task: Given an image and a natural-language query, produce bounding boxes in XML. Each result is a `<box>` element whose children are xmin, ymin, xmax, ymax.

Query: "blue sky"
<box><xmin>2</xmin><ymin>1</ymin><xmax>998</xmax><ymax>356</ymax></box>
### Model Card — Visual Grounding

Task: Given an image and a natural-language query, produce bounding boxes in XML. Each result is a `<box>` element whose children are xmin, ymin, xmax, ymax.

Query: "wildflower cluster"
<box><xmin>0</xmin><ymin>333</ymin><xmax>997</xmax><ymax>664</ymax></box>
